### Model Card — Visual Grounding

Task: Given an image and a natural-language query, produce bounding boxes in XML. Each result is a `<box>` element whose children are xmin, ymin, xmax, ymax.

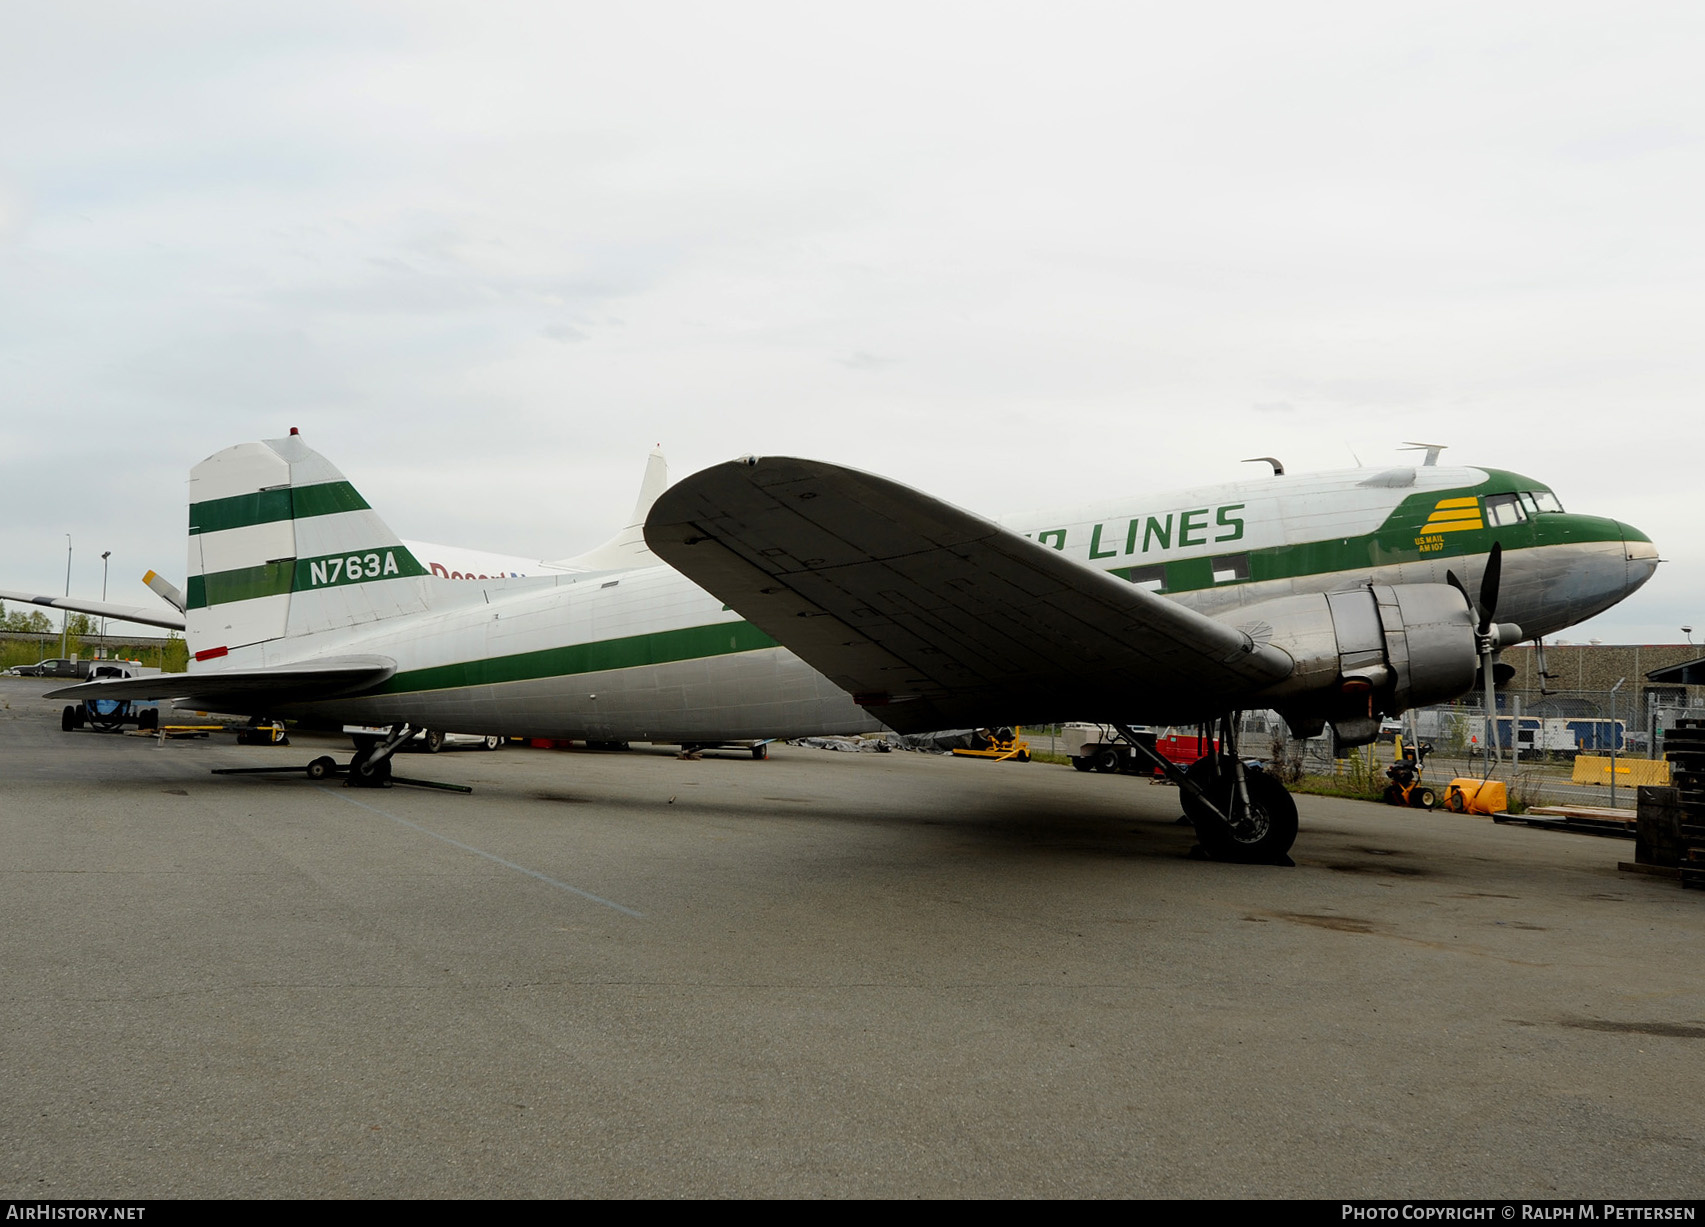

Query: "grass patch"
<box><xmin>1291</xmin><ymin>774</ymin><xmax>1386</xmax><ymax>803</ymax></box>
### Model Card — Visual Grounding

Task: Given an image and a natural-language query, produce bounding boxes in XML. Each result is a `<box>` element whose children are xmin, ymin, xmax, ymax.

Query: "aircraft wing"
<box><xmin>45</xmin><ymin>656</ymin><xmax>397</xmax><ymax>707</ymax></box>
<box><xmin>645</xmin><ymin>457</ymin><xmax>1295</xmax><ymax>733</ymax></box>
<box><xmin>0</xmin><ymin>588</ymin><xmax>187</xmax><ymax>632</ymax></box>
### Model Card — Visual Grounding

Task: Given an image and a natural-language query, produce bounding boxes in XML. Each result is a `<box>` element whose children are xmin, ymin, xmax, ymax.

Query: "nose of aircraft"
<box><xmin>1619</xmin><ymin>521</ymin><xmax>1660</xmax><ymax>594</ymax></box>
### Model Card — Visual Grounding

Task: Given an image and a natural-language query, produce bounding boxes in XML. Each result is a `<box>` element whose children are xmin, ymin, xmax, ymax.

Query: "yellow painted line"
<box><xmin>1425</xmin><ymin>520</ymin><xmax>1484</xmax><ymax>532</ymax></box>
<box><xmin>1434</xmin><ymin>497</ymin><xmax>1480</xmax><ymax>509</ymax></box>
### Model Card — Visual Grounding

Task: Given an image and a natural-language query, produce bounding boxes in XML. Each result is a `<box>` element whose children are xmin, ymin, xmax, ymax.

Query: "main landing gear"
<box><xmin>1113</xmin><ymin>716</ymin><xmax>1299</xmax><ymax>865</ymax></box>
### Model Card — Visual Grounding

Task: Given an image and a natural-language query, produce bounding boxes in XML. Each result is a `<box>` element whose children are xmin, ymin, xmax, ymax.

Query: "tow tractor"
<box><xmin>1062</xmin><ymin>723</ymin><xmax>1216</xmax><ymax>775</ymax></box>
<box><xmin>60</xmin><ymin>663</ymin><xmax>159</xmax><ymax>734</ymax></box>
<box><xmin>62</xmin><ymin>696</ymin><xmax>159</xmax><ymax>734</ymax></box>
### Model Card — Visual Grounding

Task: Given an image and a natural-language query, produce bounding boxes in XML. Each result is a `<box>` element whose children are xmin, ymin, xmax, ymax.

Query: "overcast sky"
<box><xmin>2</xmin><ymin>1</ymin><xmax>1700</xmax><ymax>645</ymax></box>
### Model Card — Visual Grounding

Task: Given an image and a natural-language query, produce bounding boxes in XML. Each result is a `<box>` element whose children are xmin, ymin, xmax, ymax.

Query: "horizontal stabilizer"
<box><xmin>46</xmin><ymin>655</ymin><xmax>397</xmax><ymax>708</ymax></box>
<box><xmin>645</xmin><ymin>457</ymin><xmax>1294</xmax><ymax>732</ymax></box>
<box><xmin>144</xmin><ymin>570</ymin><xmax>187</xmax><ymax>614</ymax></box>
<box><xmin>0</xmin><ymin>588</ymin><xmax>187</xmax><ymax>632</ymax></box>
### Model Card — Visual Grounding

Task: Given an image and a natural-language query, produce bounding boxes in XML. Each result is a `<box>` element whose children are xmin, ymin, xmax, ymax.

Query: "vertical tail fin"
<box><xmin>186</xmin><ymin>433</ymin><xmax>431</xmax><ymax>661</ymax></box>
<box><xmin>552</xmin><ymin>445</ymin><xmax>670</xmax><ymax>571</ymax></box>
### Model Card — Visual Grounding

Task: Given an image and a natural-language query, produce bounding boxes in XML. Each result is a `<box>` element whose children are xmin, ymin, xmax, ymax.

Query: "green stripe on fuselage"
<box><xmin>374</xmin><ymin>620</ymin><xmax>784</xmax><ymax>695</ymax></box>
<box><xmin>1112</xmin><ymin>469</ymin><xmax>1624</xmax><ymax>593</ymax></box>
<box><xmin>189</xmin><ymin>481</ymin><xmax>371</xmax><ymax>535</ymax></box>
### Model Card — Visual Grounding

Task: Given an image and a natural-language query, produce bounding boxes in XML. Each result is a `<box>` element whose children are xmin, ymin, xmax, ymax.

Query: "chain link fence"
<box><xmin>1249</xmin><ymin>683</ymin><xmax>1705</xmax><ymax>811</ymax></box>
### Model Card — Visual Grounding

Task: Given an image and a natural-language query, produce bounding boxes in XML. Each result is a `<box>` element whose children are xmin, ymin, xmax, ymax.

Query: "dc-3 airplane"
<box><xmin>36</xmin><ymin>431</ymin><xmax>1657</xmax><ymax>864</ymax></box>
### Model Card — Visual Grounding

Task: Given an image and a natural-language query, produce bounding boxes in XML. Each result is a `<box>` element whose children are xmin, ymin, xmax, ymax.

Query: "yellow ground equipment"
<box><xmin>1383</xmin><ymin>742</ymin><xmax>1438</xmax><ymax>809</ymax></box>
<box><xmin>1442</xmin><ymin>778</ymin><xmax>1508</xmax><ymax>815</ymax></box>
<box><xmin>951</xmin><ymin>727</ymin><xmax>1031</xmax><ymax>763</ymax></box>
<box><xmin>236</xmin><ymin>720</ymin><xmax>290</xmax><ymax>746</ymax></box>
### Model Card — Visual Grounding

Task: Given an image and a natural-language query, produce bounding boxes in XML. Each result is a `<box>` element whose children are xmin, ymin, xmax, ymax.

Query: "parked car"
<box><xmin>14</xmin><ymin>658</ymin><xmax>92</xmax><ymax>679</ymax></box>
<box><xmin>413</xmin><ymin>729</ymin><xmax>505</xmax><ymax>753</ymax></box>
<box><xmin>344</xmin><ymin>724</ymin><xmax>505</xmax><ymax>753</ymax></box>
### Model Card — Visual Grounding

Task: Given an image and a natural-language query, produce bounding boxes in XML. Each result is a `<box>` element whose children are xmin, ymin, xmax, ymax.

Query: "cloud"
<box><xmin>838</xmin><ymin>351</ymin><xmax>895</xmax><ymax>371</ymax></box>
<box><xmin>1</xmin><ymin>2</ymin><xmax>1701</xmax><ymax>640</ymax></box>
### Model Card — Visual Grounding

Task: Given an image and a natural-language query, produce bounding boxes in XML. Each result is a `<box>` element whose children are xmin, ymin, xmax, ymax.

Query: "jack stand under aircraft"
<box><xmin>210</xmin><ymin>724</ymin><xmax>474</xmax><ymax>794</ymax></box>
<box><xmin>1114</xmin><ymin>717</ymin><xmax>1297</xmax><ymax>866</ymax></box>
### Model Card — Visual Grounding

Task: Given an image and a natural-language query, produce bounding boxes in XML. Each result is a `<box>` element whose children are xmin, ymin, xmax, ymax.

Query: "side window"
<box><xmin>1531</xmin><ymin>491</ymin><xmax>1565</xmax><ymax>513</ymax></box>
<box><xmin>1120</xmin><ymin>563</ymin><xmax>1166</xmax><ymax>593</ymax></box>
<box><xmin>1212</xmin><ymin>554</ymin><xmax>1250</xmax><ymax>584</ymax></box>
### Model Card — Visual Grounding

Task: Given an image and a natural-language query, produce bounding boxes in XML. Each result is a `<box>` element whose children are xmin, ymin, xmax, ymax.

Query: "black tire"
<box><xmin>423</xmin><ymin>730</ymin><xmax>445</xmax><ymax>753</ymax></box>
<box><xmin>1415</xmin><ymin>787</ymin><xmax>1438</xmax><ymax>810</ymax></box>
<box><xmin>482</xmin><ymin>735</ymin><xmax>502</xmax><ymax>751</ymax></box>
<box><xmin>1383</xmin><ymin>783</ymin><xmax>1403</xmax><ymax>806</ymax></box>
<box><xmin>62</xmin><ymin>705</ymin><xmax>77</xmax><ymax>733</ymax></box>
<box><xmin>751</xmin><ymin>743</ymin><xmax>768</xmax><ymax>760</ymax></box>
<box><xmin>137</xmin><ymin>708</ymin><xmax>158</xmax><ymax>731</ymax></box>
<box><xmin>1093</xmin><ymin>747</ymin><xmax>1122</xmax><ymax>773</ymax></box>
<box><xmin>1070</xmin><ymin>755</ymin><xmax>1094</xmax><ymax>772</ymax></box>
<box><xmin>1180</xmin><ymin>756</ymin><xmax>1299</xmax><ymax>864</ymax></box>
<box><xmin>306</xmin><ymin>756</ymin><xmax>337</xmax><ymax>781</ymax></box>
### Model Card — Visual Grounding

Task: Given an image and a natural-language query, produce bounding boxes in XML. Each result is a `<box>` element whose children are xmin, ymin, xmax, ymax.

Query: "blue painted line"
<box><xmin>324</xmin><ymin>787</ymin><xmax>645</xmax><ymax>918</ymax></box>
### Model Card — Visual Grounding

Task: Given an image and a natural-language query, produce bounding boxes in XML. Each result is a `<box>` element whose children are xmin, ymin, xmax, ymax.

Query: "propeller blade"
<box><xmin>1477</xmin><ymin>542</ymin><xmax>1503</xmax><ymax>633</ymax></box>
<box><xmin>1447</xmin><ymin>569</ymin><xmax>1473</xmax><ymax>614</ymax></box>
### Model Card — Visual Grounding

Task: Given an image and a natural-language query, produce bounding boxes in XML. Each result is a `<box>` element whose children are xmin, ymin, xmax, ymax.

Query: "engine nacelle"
<box><xmin>1221</xmin><ymin>583</ymin><xmax>1480</xmax><ymax>746</ymax></box>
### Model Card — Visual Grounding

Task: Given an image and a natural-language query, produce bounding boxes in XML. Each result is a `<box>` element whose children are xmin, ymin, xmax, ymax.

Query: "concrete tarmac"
<box><xmin>1</xmin><ymin>677</ymin><xmax>1701</xmax><ymax>1198</ymax></box>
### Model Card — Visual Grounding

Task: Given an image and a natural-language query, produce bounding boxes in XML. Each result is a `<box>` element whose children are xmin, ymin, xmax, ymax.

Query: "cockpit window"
<box><xmin>1530</xmin><ymin>490</ymin><xmax>1564</xmax><ymax>513</ymax></box>
<box><xmin>1485</xmin><ymin>493</ymin><xmax>1526</xmax><ymax>527</ymax></box>
<box><xmin>1518</xmin><ymin>492</ymin><xmax>1539</xmax><ymax>516</ymax></box>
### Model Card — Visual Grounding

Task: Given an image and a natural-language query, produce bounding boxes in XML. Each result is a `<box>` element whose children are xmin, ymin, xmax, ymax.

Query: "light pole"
<box><xmin>1609</xmin><ymin>677</ymin><xmax>1625</xmax><ymax>810</ymax></box>
<box><xmin>60</xmin><ymin>534</ymin><xmax>72</xmax><ymax>657</ymax></box>
<box><xmin>101</xmin><ymin>550</ymin><xmax>112</xmax><ymax>652</ymax></box>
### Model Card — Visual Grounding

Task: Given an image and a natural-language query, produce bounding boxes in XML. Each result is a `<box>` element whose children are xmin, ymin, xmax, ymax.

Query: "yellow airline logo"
<box><xmin>1420</xmin><ymin>496</ymin><xmax>1484</xmax><ymax>533</ymax></box>
<box><xmin>1413</xmin><ymin>496</ymin><xmax>1482</xmax><ymax>553</ymax></box>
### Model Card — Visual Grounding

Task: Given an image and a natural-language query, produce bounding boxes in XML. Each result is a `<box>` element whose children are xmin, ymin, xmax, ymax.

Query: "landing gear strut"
<box><xmin>1114</xmin><ymin>716</ymin><xmax>1298</xmax><ymax>865</ymax></box>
